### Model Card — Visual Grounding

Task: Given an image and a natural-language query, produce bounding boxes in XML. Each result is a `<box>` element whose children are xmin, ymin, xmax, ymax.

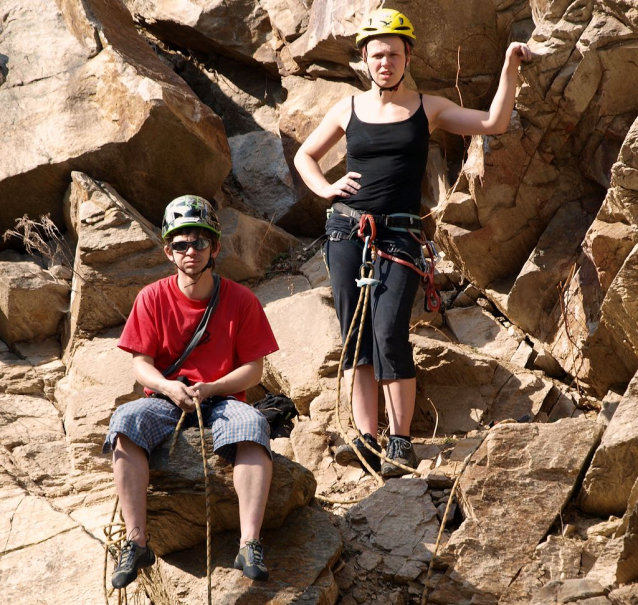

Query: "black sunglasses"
<box><xmin>169</xmin><ymin>238</ymin><xmax>212</xmax><ymax>253</ymax></box>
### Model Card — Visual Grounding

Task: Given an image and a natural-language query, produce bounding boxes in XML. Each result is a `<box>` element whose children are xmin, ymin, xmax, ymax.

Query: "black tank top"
<box><xmin>345</xmin><ymin>95</ymin><xmax>429</xmax><ymax>215</ymax></box>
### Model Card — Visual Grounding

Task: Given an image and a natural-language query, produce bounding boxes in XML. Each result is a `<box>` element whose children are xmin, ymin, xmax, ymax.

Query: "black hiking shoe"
<box><xmin>112</xmin><ymin>540</ymin><xmax>156</xmax><ymax>589</ymax></box>
<box><xmin>381</xmin><ymin>436</ymin><xmax>418</xmax><ymax>478</ymax></box>
<box><xmin>334</xmin><ymin>433</ymin><xmax>381</xmax><ymax>473</ymax></box>
<box><xmin>234</xmin><ymin>539</ymin><xmax>269</xmax><ymax>582</ymax></box>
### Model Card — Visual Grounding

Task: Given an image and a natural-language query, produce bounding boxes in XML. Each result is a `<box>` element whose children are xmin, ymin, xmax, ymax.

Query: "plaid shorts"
<box><xmin>102</xmin><ymin>396</ymin><xmax>272</xmax><ymax>463</ymax></box>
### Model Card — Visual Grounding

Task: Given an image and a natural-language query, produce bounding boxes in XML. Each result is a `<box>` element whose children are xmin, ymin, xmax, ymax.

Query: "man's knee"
<box><xmin>236</xmin><ymin>440</ymin><xmax>271</xmax><ymax>460</ymax></box>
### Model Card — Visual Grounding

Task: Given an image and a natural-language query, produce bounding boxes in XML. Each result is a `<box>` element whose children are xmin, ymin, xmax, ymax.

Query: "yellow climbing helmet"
<box><xmin>355</xmin><ymin>8</ymin><xmax>416</xmax><ymax>48</ymax></box>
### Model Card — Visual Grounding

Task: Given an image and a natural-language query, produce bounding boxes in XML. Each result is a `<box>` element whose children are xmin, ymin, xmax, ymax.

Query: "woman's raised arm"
<box><xmin>426</xmin><ymin>42</ymin><xmax>533</xmax><ymax>136</ymax></box>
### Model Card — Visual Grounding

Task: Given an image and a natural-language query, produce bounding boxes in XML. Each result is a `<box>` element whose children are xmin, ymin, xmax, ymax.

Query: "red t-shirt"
<box><xmin>118</xmin><ymin>275</ymin><xmax>278</xmax><ymax>401</ymax></box>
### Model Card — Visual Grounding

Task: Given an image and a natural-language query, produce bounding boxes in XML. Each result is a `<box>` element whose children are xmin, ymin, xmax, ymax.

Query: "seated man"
<box><xmin>103</xmin><ymin>195</ymin><xmax>278</xmax><ymax>588</ymax></box>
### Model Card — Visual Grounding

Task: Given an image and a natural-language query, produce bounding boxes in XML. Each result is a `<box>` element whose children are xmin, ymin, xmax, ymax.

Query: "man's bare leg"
<box><xmin>112</xmin><ymin>434</ymin><xmax>149</xmax><ymax>546</ymax></box>
<box><xmin>234</xmin><ymin>441</ymin><xmax>272</xmax><ymax>545</ymax></box>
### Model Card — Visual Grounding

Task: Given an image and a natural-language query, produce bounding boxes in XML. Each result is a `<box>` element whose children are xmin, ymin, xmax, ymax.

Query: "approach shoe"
<box><xmin>334</xmin><ymin>433</ymin><xmax>381</xmax><ymax>473</ymax></box>
<box><xmin>380</xmin><ymin>435</ymin><xmax>418</xmax><ymax>478</ymax></box>
<box><xmin>234</xmin><ymin>539</ymin><xmax>269</xmax><ymax>582</ymax></box>
<box><xmin>112</xmin><ymin>539</ymin><xmax>156</xmax><ymax>589</ymax></box>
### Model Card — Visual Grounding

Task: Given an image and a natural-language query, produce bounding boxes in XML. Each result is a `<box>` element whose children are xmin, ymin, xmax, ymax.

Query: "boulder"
<box><xmin>54</xmin><ymin>327</ymin><xmax>143</xmax><ymax>473</ymax></box>
<box><xmin>0</xmin><ymin>345</ymin><xmax>64</xmax><ymax>399</ymax></box>
<box><xmin>0</xmin><ymin>393</ymin><xmax>64</xmax><ymax>450</ymax></box>
<box><xmin>260</xmin><ymin>0</ymin><xmax>309</xmax><ymax>42</ymax></box>
<box><xmin>346</xmin><ymin>479</ymin><xmax>441</xmax><ymax>583</ymax></box>
<box><xmin>62</xmin><ymin>172</ymin><xmax>173</xmax><ymax>354</ymax></box>
<box><xmin>429</xmin><ymin>418</ymin><xmax>603</xmax><ymax>604</ymax></box>
<box><xmin>500</xmin><ymin>535</ymin><xmax>586</xmax><ymax>604</ymax></box>
<box><xmin>146</xmin><ymin>428</ymin><xmax>317</xmax><ymax>556</ymax></box>
<box><xmin>279</xmin><ymin>75</ymin><xmax>360</xmax><ymax>235</ymax></box>
<box><xmin>579</xmin><ymin>371</ymin><xmax>638</xmax><ymax>516</ymax></box>
<box><xmin>229</xmin><ymin>130</ymin><xmax>296</xmax><ymax>221</ymax></box>
<box><xmin>445</xmin><ymin>306</ymin><xmax>521</xmax><ymax>362</ymax></box>
<box><xmin>124</xmin><ymin>0</ymin><xmax>277</xmax><ymax>69</ymax></box>
<box><xmin>290</xmin><ymin>418</ymin><xmax>331</xmax><ymax>475</ymax></box>
<box><xmin>142</xmin><ymin>506</ymin><xmax>342</xmax><ymax>604</ymax></box>
<box><xmin>253</xmin><ymin>274</ymin><xmax>311</xmax><ymax>306</ymax></box>
<box><xmin>0</xmin><ymin>252</ymin><xmax>69</xmax><ymax>346</ymax></box>
<box><xmin>216</xmin><ymin>206</ymin><xmax>300</xmax><ymax>282</ymax></box>
<box><xmin>411</xmin><ymin>332</ymin><xmax>573</xmax><ymax>434</ymax></box>
<box><xmin>488</xmin><ymin>199</ymin><xmax>596</xmax><ymax>337</ymax></box>
<box><xmin>160</xmin><ymin>43</ymin><xmax>284</xmax><ymax>137</ymax></box>
<box><xmin>0</xmin><ymin>0</ymin><xmax>230</xmax><ymax>241</ymax></box>
<box><xmin>301</xmin><ymin>249</ymin><xmax>330</xmax><ymax>288</ymax></box>
<box><xmin>262</xmin><ymin>287</ymin><xmax>342</xmax><ymax>414</ymax></box>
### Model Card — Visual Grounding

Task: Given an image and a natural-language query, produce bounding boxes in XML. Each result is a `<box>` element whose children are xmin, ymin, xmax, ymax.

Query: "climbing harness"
<box><xmin>331</xmin><ymin>202</ymin><xmax>441</xmax><ymax>312</ymax></box>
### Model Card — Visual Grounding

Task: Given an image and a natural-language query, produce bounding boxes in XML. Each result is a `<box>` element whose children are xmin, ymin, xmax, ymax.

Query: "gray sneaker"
<box><xmin>334</xmin><ymin>433</ymin><xmax>381</xmax><ymax>473</ymax></box>
<box><xmin>380</xmin><ymin>436</ymin><xmax>418</xmax><ymax>478</ymax></box>
<box><xmin>112</xmin><ymin>540</ymin><xmax>156</xmax><ymax>589</ymax></box>
<box><xmin>234</xmin><ymin>539</ymin><xmax>269</xmax><ymax>582</ymax></box>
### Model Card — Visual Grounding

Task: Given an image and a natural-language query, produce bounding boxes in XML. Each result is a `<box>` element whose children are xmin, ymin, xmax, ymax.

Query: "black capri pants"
<box><xmin>324</xmin><ymin>214</ymin><xmax>422</xmax><ymax>380</ymax></box>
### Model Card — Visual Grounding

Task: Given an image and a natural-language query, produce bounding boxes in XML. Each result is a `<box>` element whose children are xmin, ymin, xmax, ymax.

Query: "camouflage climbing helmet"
<box><xmin>162</xmin><ymin>195</ymin><xmax>221</xmax><ymax>240</ymax></box>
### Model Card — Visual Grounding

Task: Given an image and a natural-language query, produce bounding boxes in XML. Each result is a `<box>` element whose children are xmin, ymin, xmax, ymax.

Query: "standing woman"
<box><xmin>294</xmin><ymin>8</ymin><xmax>532</xmax><ymax>477</ymax></box>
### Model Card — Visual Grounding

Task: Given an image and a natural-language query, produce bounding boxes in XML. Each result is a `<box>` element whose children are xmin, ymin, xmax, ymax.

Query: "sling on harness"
<box><xmin>333</xmin><ymin>202</ymin><xmax>441</xmax><ymax>312</ymax></box>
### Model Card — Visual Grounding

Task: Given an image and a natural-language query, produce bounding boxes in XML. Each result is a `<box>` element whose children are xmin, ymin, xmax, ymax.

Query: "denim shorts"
<box><xmin>102</xmin><ymin>396</ymin><xmax>272</xmax><ymax>463</ymax></box>
<box><xmin>325</xmin><ymin>214</ymin><xmax>421</xmax><ymax>380</ymax></box>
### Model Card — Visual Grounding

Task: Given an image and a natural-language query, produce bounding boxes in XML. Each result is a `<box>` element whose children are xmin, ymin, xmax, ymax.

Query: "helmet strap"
<box><xmin>171</xmin><ymin>248</ymin><xmax>215</xmax><ymax>287</ymax></box>
<box><xmin>369</xmin><ymin>71</ymin><xmax>405</xmax><ymax>96</ymax></box>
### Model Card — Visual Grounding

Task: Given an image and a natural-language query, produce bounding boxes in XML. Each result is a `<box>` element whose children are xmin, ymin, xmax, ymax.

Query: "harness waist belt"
<box><xmin>332</xmin><ymin>202</ymin><xmax>422</xmax><ymax>231</ymax></box>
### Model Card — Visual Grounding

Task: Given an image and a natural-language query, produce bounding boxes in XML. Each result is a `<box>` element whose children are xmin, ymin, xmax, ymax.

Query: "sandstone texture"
<box><xmin>1</xmin><ymin>0</ymin><xmax>637</xmax><ymax>603</ymax></box>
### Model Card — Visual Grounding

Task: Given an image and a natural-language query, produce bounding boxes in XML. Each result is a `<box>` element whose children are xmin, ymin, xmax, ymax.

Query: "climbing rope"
<box><xmin>102</xmin><ymin>496</ymin><xmax>126</xmax><ymax>605</ymax></box>
<box><xmin>102</xmin><ymin>398</ymin><xmax>213</xmax><ymax>605</ymax></box>
<box><xmin>171</xmin><ymin>398</ymin><xmax>213</xmax><ymax>605</ymax></box>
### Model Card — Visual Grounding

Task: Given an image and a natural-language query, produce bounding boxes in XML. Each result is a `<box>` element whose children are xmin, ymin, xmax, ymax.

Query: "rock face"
<box><xmin>430</xmin><ymin>418</ymin><xmax>603</xmax><ymax>604</ymax></box>
<box><xmin>579</xmin><ymin>371</ymin><xmax>638</xmax><ymax>516</ymax></box>
<box><xmin>2</xmin><ymin>0</ymin><xmax>638</xmax><ymax>603</ymax></box>
<box><xmin>0</xmin><ymin>0</ymin><xmax>230</xmax><ymax>240</ymax></box>
<box><xmin>545</xmin><ymin>117</ymin><xmax>638</xmax><ymax>395</ymax></box>
<box><xmin>0</xmin><ymin>465</ymin><xmax>106</xmax><ymax>605</ymax></box>
<box><xmin>146</xmin><ymin>428</ymin><xmax>317</xmax><ymax>556</ymax></box>
<box><xmin>435</xmin><ymin>4</ymin><xmax>638</xmax><ymax>395</ymax></box>
<box><xmin>278</xmin><ymin>75</ymin><xmax>360</xmax><ymax>235</ymax></box>
<box><xmin>143</xmin><ymin>506</ymin><xmax>342</xmax><ymax>604</ymax></box>
<box><xmin>0</xmin><ymin>252</ymin><xmax>69</xmax><ymax>346</ymax></box>
<box><xmin>62</xmin><ymin>172</ymin><xmax>173</xmax><ymax>356</ymax></box>
<box><xmin>54</xmin><ymin>328</ymin><xmax>143</xmax><ymax>474</ymax></box>
<box><xmin>124</xmin><ymin>0</ymin><xmax>276</xmax><ymax>68</ymax></box>
<box><xmin>263</xmin><ymin>287</ymin><xmax>342</xmax><ymax>414</ymax></box>
<box><xmin>411</xmin><ymin>332</ymin><xmax>574</xmax><ymax>434</ymax></box>
<box><xmin>216</xmin><ymin>206</ymin><xmax>300</xmax><ymax>282</ymax></box>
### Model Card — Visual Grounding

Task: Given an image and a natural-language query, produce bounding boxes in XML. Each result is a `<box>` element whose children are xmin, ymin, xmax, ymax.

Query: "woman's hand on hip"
<box><xmin>322</xmin><ymin>171</ymin><xmax>362</xmax><ymax>199</ymax></box>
